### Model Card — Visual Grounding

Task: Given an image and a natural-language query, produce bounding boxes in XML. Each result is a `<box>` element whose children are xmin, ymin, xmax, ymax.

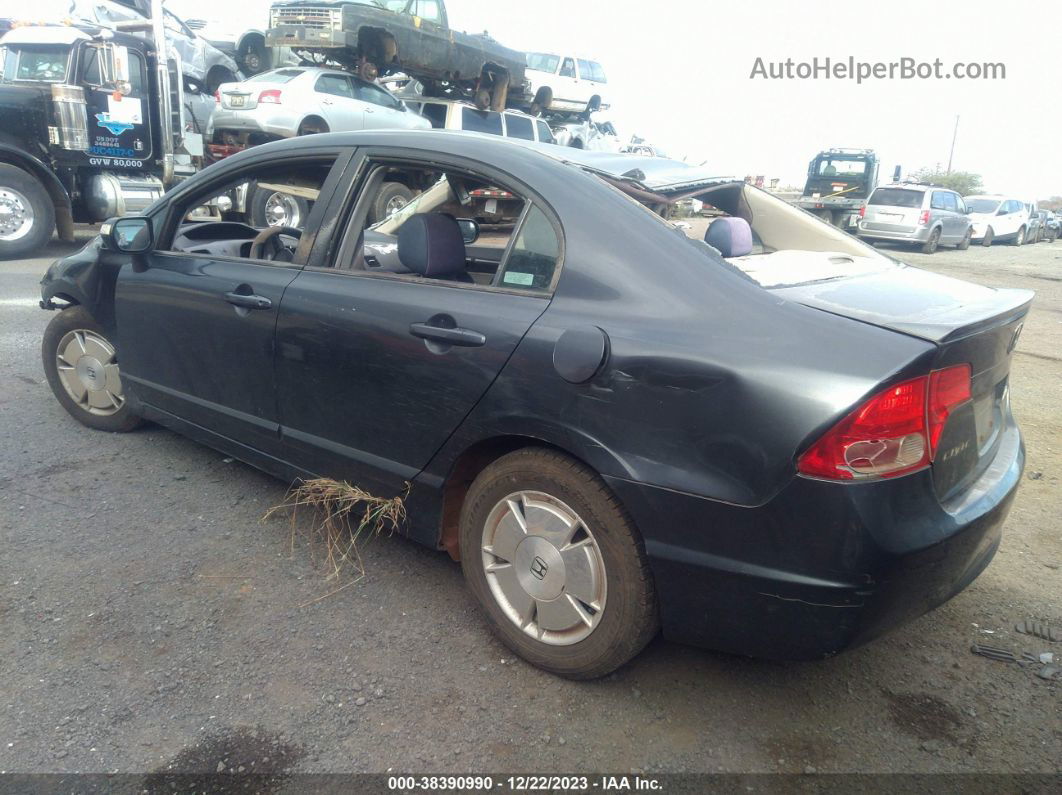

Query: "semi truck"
<box><xmin>0</xmin><ymin>1</ymin><xmax>201</xmax><ymax>259</ymax></box>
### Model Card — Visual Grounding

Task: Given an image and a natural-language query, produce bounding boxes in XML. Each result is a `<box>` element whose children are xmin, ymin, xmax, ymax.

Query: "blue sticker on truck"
<box><xmin>95</xmin><ymin>112</ymin><xmax>135</xmax><ymax>136</ymax></box>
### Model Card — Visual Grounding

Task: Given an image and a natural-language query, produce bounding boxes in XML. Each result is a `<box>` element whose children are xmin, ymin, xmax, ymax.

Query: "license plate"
<box><xmin>229</xmin><ymin>95</ymin><xmax>245</xmax><ymax>108</ymax></box>
<box><xmin>847</xmin><ymin>215</ymin><xmax>857</xmax><ymax>227</ymax></box>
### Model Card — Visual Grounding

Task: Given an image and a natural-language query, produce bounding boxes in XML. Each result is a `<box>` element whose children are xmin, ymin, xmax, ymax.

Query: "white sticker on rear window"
<box><xmin>503</xmin><ymin>272</ymin><xmax>534</xmax><ymax>286</ymax></box>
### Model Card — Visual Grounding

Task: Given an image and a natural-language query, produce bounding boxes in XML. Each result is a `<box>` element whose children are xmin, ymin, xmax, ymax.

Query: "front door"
<box><xmin>82</xmin><ymin>45</ymin><xmax>153</xmax><ymax>169</ymax></box>
<box><xmin>114</xmin><ymin>151</ymin><xmax>349</xmax><ymax>454</ymax></box>
<box><xmin>273</xmin><ymin>155</ymin><xmax>563</xmax><ymax>494</ymax></box>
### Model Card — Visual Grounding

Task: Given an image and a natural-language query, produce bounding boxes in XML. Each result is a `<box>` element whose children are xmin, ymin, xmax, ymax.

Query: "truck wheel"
<box><xmin>240</xmin><ymin>38</ymin><xmax>270</xmax><ymax>75</ymax></box>
<box><xmin>0</xmin><ymin>164</ymin><xmax>55</xmax><ymax>260</ymax></box>
<box><xmin>921</xmin><ymin>227</ymin><xmax>941</xmax><ymax>254</ymax></box>
<box><xmin>981</xmin><ymin>227</ymin><xmax>993</xmax><ymax>247</ymax></box>
<box><xmin>473</xmin><ymin>89</ymin><xmax>491</xmax><ymax>111</ymax></box>
<box><xmin>358</xmin><ymin>61</ymin><xmax>379</xmax><ymax>82</ymax></box>
<box><xmin>586</xmin><ymin>95</ymin><xmax>602</xmax><ymax>114</ymax></box>
<box><xmin>371</xmin><ymin>182</ymin><xmax>413</xmax><ymax>224</ymax></box>
<box><xmin>42</xmin><ymin>306</ymin><xmax>142</xmax><ymax>433</ymax></box>
<box><xmin>813</xmin><ymin>209</ymin><xmax>834</xmax><ymax>225</ymax></box>
<box><xmin>250</xmin><ymin>186</ymin><xmax>310</xmax><ymax>228</ymax></box>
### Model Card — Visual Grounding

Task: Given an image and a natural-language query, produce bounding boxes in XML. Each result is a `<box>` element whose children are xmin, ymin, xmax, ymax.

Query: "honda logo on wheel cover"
<box><xmin>529</xmin><ymin>556</ymin><xmax>548</xmax><ymax>580</ymax></box>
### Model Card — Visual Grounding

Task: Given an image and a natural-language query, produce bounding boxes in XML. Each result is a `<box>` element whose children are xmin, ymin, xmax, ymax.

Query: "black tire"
<box><xmin>957</xmin><ymin>227</ymin><xmax>971</xmax><ymax>250</ymax></box>
<box><xmin>921</xmin><ymin>227</ymin><xmax>941</xmax><ymax>254</ymax></box>
<box><xmin>473</xmin><ymin>89</ymin><xmax>491</xmax><ymax>111</ymax></box>
<box><xmin>239</xmin><ymin>38</ymin><xmax>270</xmax><ymax>75</ymax></box>
<box><xmin>370</xmin><ymin>181</ymin><xmax>414</xmax><ymax>224</ymax></box>
<box><xmin>0</xmin><ymin>163</ymin><xmax>55</xmax><ymax>260</ymax></box>
<box><xmin>42</xmin><ymin>306</ymin><xmax>142</xmax><ymax>433</ymax></box>
<box><xmin>1013</xmin><ymin>226</ymin><xmax>1025</xmax><ymax>246</ymax></box>
<box><xmin>459</xmin><ymin>448</ymin><xmax>658</xmax><ymax>679</ymax></box>
<box><xmin>586</xmin><ymin>95</ymin><xmax>602</xmax><ymax>114</ymax></box>
<box><xmin>982</xmin><ymin>227</ymin><xmax>993</xmax><ymax>247</ymax></box>
<box><xmin>249</xmin><ymin>184</ymin><xmax>310</xmax><ymax>228</ymax></box>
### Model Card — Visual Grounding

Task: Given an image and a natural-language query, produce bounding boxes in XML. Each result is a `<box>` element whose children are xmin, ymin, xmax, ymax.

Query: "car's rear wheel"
<box><xmin>957</xmin><ymin>228</ymin><xmax>972</xmax><ymax>250</ymax></box>
<box><xmin>459</xmin><ymin>448</ymin><xmax>658</xmax><ymax>679</ymax></box>
<box><xmin>921</xmin><ymin>227</ymin><xmax>941</xmax><ymax>254</ymax></box>
<box><xmin>981</xmin><ymin>227</ymin><xmax>994</xmax><ymax>247</ymax></box>
<box><xmin>42</xmin><ymin>307</ymin><xmax>142</xmax><ymax>432</ymax></box>
<box><xmin>0</xmin><ymin>164</ymin><xmax>55</xmax><ymax>260</ymax></box>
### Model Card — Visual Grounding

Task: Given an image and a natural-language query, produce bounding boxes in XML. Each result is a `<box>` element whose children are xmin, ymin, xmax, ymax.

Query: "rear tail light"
<box><xmin>213</xmin><ymin>89</ymin><xmax>220</xmax><ymax>103</ymax></box>
<box><xmin>858</xmin><ymin>205</ymin><xmax>866</xmax><ymax>218</ymax></box>
<box><xmin>797</xmin><ymin>364</ymin><xmax>972</xmax><ymax>481</ymax></box>
<box><xmin>927</xmin><ymin>364</ymin><xmax>972</xmax><ymax>455</ymax></box>
<box><xmin>259</xmin><ymin>90</ymin><xmax>282</xmax><ymax>104</ymax></box>
<box><xmin>918</xmin><ymin>209</ymin><xmax>930</xmax><ymax>225</ymax></box>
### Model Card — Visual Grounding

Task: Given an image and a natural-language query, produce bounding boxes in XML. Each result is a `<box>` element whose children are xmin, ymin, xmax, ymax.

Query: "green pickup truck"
<box><xmin>266</xmin><ymin>0</ymin><xmax>539</xmax><ymax>111</ymax></box>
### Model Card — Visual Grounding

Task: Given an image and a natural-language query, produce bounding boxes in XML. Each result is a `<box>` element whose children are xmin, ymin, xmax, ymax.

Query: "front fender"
<box><xmin>40</xmin><ymin>236</ymin><xmax>122</xmax><ymax>335</ymax></box>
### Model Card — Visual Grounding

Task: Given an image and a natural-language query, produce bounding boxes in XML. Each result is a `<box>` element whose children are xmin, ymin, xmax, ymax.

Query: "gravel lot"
<box><xmin>1</xmin><ymin>227</ymin><xmax>1059</xmax><ymax>778</ymax></box>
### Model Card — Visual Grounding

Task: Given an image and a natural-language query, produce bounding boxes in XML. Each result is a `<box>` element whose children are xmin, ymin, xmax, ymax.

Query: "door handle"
<box><xmin>322</xmin><ymin>99</ymin><xmax>333</xmax><ymax>105</ymax></box>
<box><xmin>224</xmin><ymin>292</ymin><xmax>272</xmax><ymax>310</ymax></box>
<box><xmin>410</xmin><ymin>322</ymin><xmax>485</xmax><ymax>347</ymax></box>
<box><xmin>365</xmin><ymin>107</ymin><xmax>374</xmax><ymax>113</ymax></box>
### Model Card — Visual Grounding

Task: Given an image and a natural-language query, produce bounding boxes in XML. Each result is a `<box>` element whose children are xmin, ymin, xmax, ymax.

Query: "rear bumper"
<box><xmin>209</xmin><ymin>108</ymin><xmax>298</xmax><ymax>140</ymax></box>
<box><xmin>605</xmin><ymin>421</ymin><xmax>1023</xmax><ymax>660</ymax></box>
<box><xmin>857</xmin><ymin>223</ymin><xmax>931</xmax><ymax>243</ymax></box>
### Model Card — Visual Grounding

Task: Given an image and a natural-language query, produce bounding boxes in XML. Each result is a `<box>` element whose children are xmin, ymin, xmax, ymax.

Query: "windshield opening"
<box><xmin>0</xmin><ymin>45</ymin><xmax>71</xmax><ymax>83</ymax></box>
<box><xmin>869</xmin><ymin>188</ymin><xmax>924</xmax><ymax>208</ymax></box>
<box><xmin>526</xmin><ymin>53</ymin><xmax>560</xmax><ymax>73</ymax></box>
<box><xmin>248</xmin><ymin>69</ymin><xmax>304</xmax><ymax>83</ymax></box>
<box><xmin>815</xmin><ymin>158</ymin><xmax>868</xmax><ymax>177</ymax></box>
<box><xmin>966</xmin><ymin>198</ymin><xmax>1001</xmax><ymax>214</ymax></box>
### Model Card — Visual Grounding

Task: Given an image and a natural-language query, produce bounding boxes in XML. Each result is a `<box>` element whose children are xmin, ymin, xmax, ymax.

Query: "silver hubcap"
<box><xmin>56</xmin><ymin>329</ymin><xmax>125</xmax><ymax>416</ymax></box>
<box><xmin>265</xmin><ymin>193</ymin><xmax>301</xmax><ymax>227</ymax></box>
<box><xmin>385</xmin><ymin>194</ymin><xmax>408</xmax><ymax>216</ymax></box>
<box><xmin>0</xmin><ymin>186</ymin><xmax>34</xmax><ymax>241</ymax></box>
<box><xmin>481</xmin><ymin>491</ymin><xmax>607</xmax><ymax>646</ymax></box>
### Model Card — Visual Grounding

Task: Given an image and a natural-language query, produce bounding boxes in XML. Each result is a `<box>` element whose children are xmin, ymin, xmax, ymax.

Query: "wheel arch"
<box><xmin>435</xmin><ymin>432</ymin><xmax>630</xmax><ymax>562</ymax></box>
<box><xmin>298</xmin><ymin>115</ymin><xmax>329</xmax><ymax>134</ymax></box>
<box><xmin>237</xmin><ymin>30</ymin><xmax>266</xmax><ymax>52</ymax></box>
<box><xmin>0</xmin><ymin>144</ymin><xmax>74</xmax><ymax>241</ymax></box>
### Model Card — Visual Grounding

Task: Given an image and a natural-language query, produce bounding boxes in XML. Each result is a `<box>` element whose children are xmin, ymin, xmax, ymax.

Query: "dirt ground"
<box><xmin>0</xmin><ymin>227</ymin><xmax>1059</xmax><ymax>778</ymax></box>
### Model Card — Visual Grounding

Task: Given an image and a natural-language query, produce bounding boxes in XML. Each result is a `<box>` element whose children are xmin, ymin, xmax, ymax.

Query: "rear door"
<box><xmin>313</xmin><ymin>73</ymin><xmax>365</xmax><ymax>130</ymax></box>
<box><xmin>273</xmin><ymin>152</ymin><xmax>562</xmax><ymax>494</ymax></box>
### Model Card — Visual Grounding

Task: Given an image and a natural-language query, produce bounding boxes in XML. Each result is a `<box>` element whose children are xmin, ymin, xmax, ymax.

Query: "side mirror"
<box><xmin>997</xmin><ymin>207</ymin><xmax>1007</xmax><ymax>215</ymax></box>
<box><xmin>456</xmin><ymin>218</ymin><xmax>480</xmax><ymax>245</ymax></box>
<box><xmin>106</xmin><ymin>217</ymin><xmax>153</xmax><ymax>253</ymax></box>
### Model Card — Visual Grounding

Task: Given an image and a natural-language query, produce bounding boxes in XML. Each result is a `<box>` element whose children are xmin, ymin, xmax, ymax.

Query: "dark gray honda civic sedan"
<box><xmin>39</xmin><ymin>130</ymin><xmax>1030</xmax><ymax>678</ymax></box>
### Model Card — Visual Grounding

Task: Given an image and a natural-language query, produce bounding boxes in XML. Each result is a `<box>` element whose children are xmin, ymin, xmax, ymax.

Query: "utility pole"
<box><xmin>946</xmin><ymin>115</ymin><xmax>960</xmax><ymax>174</ymax></box>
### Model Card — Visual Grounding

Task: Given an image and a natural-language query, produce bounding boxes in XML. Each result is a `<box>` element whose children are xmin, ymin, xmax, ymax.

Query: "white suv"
<box><xmin>964</xmin><ymin>195</ymin><xmax>1031</xmax><ymax>246</ymax></box>
<box><xmin>524</xmin><ymin>52</ymin><xmax>608</xmax><ymax>115</ymax></box>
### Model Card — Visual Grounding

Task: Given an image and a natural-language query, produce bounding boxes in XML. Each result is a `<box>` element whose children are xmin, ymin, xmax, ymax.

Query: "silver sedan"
<box><xmin>209</xmin><ymin>66</ymin><xmax>431</xmax><ymax>143</ymax></box>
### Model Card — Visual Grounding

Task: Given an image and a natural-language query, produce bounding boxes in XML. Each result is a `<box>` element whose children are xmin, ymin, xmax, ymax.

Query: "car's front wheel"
<box><xmin>981</xmin><ymin>227</ymin><xmax>994</xmax><ymax>247</ymax></box>
<box><xmin>1013</xmin><ymin>226</ymin><xmax>1026</xmax><ymax>246</ymax></box>
<box><xmin>957</xmin><ymin>228</ymin><xmax>972</xmax><ymax>250</ymax></box>
<box><xmin>42</xmin><ymin>307</ymin><xmax>142</xmax><ymax>432</ymax></box>
<box><xmin>459</xmin><ymin>448</ymin><xmax>658</xmax><ymax>679</ymax></box>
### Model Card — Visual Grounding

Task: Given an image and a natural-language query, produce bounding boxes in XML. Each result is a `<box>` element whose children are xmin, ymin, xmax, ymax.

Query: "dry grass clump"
<box><xmin>263</xmin><ymin>477</ymin><xmax>407</xmax><ymax>605</ymax></box>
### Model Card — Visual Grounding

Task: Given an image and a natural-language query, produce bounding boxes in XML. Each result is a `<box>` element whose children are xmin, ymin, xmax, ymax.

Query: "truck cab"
<box><xmin>0</xmin><ymin>21</ymin><xmax>192</xmax><ymax>258</ymax></box>
<box><xmin>795</xmin><ymin>148</ymin><xmax>879</xmax><ymax>229</ymax></box>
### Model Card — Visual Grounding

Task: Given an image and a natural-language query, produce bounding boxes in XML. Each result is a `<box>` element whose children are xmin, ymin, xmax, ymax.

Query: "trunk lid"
<box><xmin>775</xmin><ymin>265</ymin><xmax>1032</xmax><ymax>500</ymax></box>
